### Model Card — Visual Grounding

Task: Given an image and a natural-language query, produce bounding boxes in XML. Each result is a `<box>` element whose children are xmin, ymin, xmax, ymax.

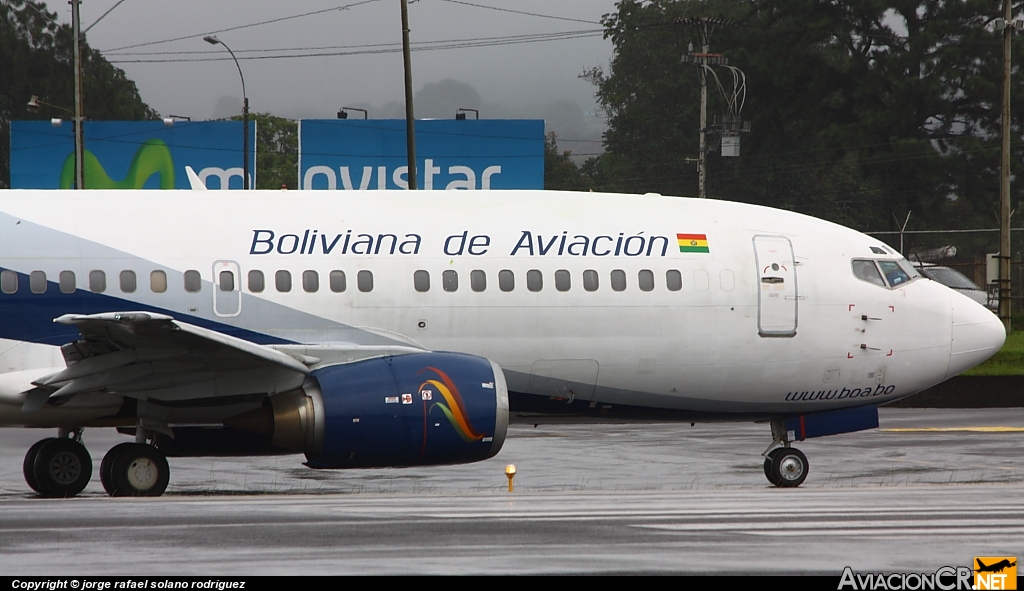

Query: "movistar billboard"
<box><xmin>298</xmin><ymin>119</ymin><xmax>543</xmax><ymax>190</ymax></box>
<box><xmin>10</xmin><ymin>120</ymin><xmax>256</xmax><ymax>189</ymax></box>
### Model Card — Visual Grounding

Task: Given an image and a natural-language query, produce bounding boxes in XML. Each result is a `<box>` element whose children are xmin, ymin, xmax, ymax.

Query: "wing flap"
<box><xmin>30</xmin><ymin>312</ymin><xmax>311</xmax><ymax>407</ymax></box>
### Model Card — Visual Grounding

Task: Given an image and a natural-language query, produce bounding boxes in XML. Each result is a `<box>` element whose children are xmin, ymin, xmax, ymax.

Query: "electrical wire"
<box><xmin>102</xmin><ymin>0</ymin><xmax>382</xmax><ymax>53</ymax></box>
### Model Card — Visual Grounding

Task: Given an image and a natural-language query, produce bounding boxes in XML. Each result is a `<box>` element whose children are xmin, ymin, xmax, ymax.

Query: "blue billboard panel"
<box><xmin>10</xmin><ymin>120</ymin><xmax>256</xmax><ymax>189</ymax></box>
<box><xmin>298</xmin><ymin>119</ymin><xmax>543</xmax><ymax>190</ymax></box>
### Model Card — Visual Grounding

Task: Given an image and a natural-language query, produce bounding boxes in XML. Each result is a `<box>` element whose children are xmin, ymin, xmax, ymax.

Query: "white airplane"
<box><xmin>0</xmin><ymin>188</ymin><xmax>1005</xmax><ymax>497</ymax></box>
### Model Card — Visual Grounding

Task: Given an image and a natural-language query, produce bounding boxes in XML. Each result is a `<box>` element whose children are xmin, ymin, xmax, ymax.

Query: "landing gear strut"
<box><xmin>23</xmin><ymin>429</ymin><xmax>92</xmax><ymax>498</ymax></box>
<box><xmin>763</xmin><ymin>419</ymin><xmax>809</xmax><ymax>488</ymax></box>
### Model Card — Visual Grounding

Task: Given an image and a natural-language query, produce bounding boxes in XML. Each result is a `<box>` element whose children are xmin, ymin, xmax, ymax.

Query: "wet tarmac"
<box><xmin>0</xmin><ymin>408</ymin><xmax>1021</xmax><ymax>574</ymax></box>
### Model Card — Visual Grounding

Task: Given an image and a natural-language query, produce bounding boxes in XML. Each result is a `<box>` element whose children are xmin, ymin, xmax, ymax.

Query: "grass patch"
<box><xmin>962</xmin><ymin>330</ymin><xmax>1024</xmax><ymax>375</ymax></box>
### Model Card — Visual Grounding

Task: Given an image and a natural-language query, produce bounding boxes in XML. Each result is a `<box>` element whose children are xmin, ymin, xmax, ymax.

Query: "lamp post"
<box><xmin>27</xmin><ymin>95</ymin><xmax>83</xmax><ymax>188</ymax></box>
<box><xmin>204</xmin><ymin>35</ymin><xmax>249</xmax><ymax>190</ymax></box>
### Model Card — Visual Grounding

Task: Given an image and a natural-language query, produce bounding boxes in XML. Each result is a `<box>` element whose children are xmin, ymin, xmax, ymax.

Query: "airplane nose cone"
<box><xmin>946</xmin><ymin>294</ymin><xmax>1006</xmax><ymax>379</ymax></box>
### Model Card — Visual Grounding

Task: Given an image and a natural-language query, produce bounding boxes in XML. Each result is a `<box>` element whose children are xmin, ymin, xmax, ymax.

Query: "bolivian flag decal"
<box><xmin>677</xmin><ymin>233</ymin><xmax>710</xmax><ymax>253</ymax></box>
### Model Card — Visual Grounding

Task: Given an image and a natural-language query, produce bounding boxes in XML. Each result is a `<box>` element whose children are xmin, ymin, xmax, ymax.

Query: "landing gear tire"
<box><xmin>31</xmin><ymin>438</ymin><xmax>93</xmax><ymax>498</ymax></box>
<box><xmin>763</xmin><ymin>448</ymin><xmax>782</xmax><ymax>486</ymax></box>
<box><xmin>103</xmin><ymin>443</ymin><xmax>169</xmax><ymax>497</ymax></box>
<box><xmin>23</xmin><ymin>438</ymin><xmax>56</xmax><ymax>494</ymax></box>
<box><xmin>99</xmin><ymin>443</ymin><xmax>133</xmax><ymax>496</ymax></box>
<box><xmin>768</xmin><ymin>448</ymin><xmax>808</xmax><ymax>488</ymax></box>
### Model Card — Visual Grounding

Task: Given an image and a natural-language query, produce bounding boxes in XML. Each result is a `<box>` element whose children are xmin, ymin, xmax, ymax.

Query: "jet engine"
<box><xmin>225</xmin><ymin>352</ymin><xmax>508</xmax><ymax>468</ymax></box>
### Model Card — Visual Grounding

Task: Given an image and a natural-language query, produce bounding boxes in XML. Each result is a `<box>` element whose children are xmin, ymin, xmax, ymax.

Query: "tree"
<box><xmin>586</xmin><ymin>0</ymin><xmax>1024</xmax><ymax>251</ymax></box>
<box><xmin>544</xmin><ymin>133</ymin><xmax>593</xmax><ymax>191</ymax></box>
<box><xmin>0</xmin><ymin>0</ymin><xmax>158</xmax><ymax>188</ymax></box>
<box><xmin>251</xmin><ymin>113</ymin><xmax>298</xmax><ymax>190</ymax></box>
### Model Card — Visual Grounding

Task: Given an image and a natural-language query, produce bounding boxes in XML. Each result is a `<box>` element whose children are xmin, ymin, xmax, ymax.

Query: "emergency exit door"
<box><xmin>213</xmin><ymin>260</ymin><xmax>241</xmax><ymax>317</ymax></box>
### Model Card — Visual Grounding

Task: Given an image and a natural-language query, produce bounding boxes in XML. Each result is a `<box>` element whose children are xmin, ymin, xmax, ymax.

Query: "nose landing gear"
<box><xmin>763</xmin><ymin>419</ymin><xmax>809</xmax><ymax>488</ymax></box>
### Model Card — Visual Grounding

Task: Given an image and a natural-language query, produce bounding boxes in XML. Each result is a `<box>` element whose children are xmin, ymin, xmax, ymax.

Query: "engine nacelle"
<box><xmin>223</xmin><ymin>352</ymin><xmax>509</xmax><ymax>467</ymax></box>
<box><xmin>305</xmin><ymin>352</ymin><xmax>508</xmax><ymax>468</ymax></box>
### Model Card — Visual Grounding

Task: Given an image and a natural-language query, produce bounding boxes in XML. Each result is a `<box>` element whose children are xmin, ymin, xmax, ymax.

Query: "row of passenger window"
<box><xmin>1</xmin><ymin>268</ymin><xmax>691</xmax><ymax>296</ymax></box>
<box><xmin>411</xmin><ymin>269</ymin><xmax>684</xmax><ymax>293</ymax></box>
<box><xmin>1</xmin><ymin>269</ymin><xmax>207</xmax><ymax>295</ymax></box>
<box><xmin>0</xmin><ymin>269</ymin><xmax>370</xmax><ymax>295</ymax></box>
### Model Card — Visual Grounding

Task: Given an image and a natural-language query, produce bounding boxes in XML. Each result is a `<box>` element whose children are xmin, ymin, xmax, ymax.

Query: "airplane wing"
<box><xmin>23</xmin><ymin>312</ymin><xmax>313</xmax><ymax>413</ymax></box>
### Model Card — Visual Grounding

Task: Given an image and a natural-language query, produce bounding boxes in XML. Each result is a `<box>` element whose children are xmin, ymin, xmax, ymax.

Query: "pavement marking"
<box><xmin>881</xmin><ymin>427</ymin><xmax>1024</xmax><ymax>432</ymax></box>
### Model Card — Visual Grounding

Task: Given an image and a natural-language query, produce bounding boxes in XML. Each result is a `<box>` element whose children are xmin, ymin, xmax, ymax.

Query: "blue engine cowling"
<box><xmin>303</xmin><ymin>352</ymin><xmax>508</xmax><ymax>469</ymax></box>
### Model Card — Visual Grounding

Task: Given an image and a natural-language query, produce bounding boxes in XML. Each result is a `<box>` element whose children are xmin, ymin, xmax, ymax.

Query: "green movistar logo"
<box><xmin>60</xmin><ymin>138</ymin><xmax>175</xmax><ymax>189</ymax></box>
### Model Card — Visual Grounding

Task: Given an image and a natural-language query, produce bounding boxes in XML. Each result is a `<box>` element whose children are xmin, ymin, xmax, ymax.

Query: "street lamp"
<box><xmin>27</xmin><ymin>95</ymin><xmax>84</xmax><ymax>189</ymax></box>
<box><xmin>204</xmin><ymin>35</ymin><xmax>249</xmax><ymax>190</ymax></box>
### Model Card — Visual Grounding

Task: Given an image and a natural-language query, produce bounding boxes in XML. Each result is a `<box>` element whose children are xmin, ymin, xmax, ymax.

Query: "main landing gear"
<box><xmin>23</xmin><ymin>428</ymin><xmax>170</xmax><ymax>498</ymax></box>
<box><xmin>763</xmin><ymin>419</ymin><xmax>809</xmax><ymax>488</ymax></box>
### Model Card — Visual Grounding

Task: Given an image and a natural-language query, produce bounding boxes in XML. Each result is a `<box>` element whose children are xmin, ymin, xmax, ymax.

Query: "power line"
<box><xmin>435</xmin><ymin>0</ymin><xmax>600</xmax><ymax>25</ymax></box>
<box><xmin>107</xmin><ymin>30</ymin><xmax>603</xmax><ymax>64</ymax></box>
<box><xmin>105</xmin><ymin>29</ymin><xmax>602</xmax><ymax>57</ymax></box>
<box><xmin>101</xmin><ymin>0</ymin><xmax>382</xmax><ymax>53</ymax></box>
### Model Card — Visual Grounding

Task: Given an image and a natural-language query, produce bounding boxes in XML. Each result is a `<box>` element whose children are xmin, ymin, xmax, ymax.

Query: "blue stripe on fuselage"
<box><xmin>0</xmin><ymin>268</ymin><xmax>292</xmax><ymax>346</ymax></box>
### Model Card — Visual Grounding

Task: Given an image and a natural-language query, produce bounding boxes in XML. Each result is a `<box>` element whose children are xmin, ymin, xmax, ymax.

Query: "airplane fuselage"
<box><xmin>0</xmin><ymin>190</ymin><xmax>1004</xmax><ymax>427</ymax></box>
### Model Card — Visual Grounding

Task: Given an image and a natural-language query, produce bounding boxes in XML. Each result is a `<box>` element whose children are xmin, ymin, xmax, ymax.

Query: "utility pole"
<box><xmin>400</xmin><ymin>0</ymin><xmax>417</xmax><ymax>190</ymax></box>
<box><xmin>71</xmin><ymin>0</ymin><xmax>84</xmax><ymax>190</ymax></box>
<box><xmin>680</xmin><ymin>17</ymin><xmax>735</xmax><ymax>199</ymax></box>
<box><xmin>998</xmin><ymin>1</ymin><xmax>1016</xmax><ymax>332</ymax></box>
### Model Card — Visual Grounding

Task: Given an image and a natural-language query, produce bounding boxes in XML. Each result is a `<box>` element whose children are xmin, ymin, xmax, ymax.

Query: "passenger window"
<box><xmin>248</xmin><ymin>270</ymin><xmax>265</xmax><ymax>293</ymax></box>
<box><xmin>219</xmin><ymin>270</ymin><xmax>235</xmax><ymax>292</ymax></box>
<box><xmin>471</xmin><ymin>270</ymin><xmax>486</xmax><ymax>292</ymax></box>
<box><xmin>611</xmin><ymin>269</ymin><xmax>626</xmax><ymax>292</ymax></box>
<box><xmin>119</xmin><ymin>270</ymin><xmax>136</xmax><ymax>293</ymax></box>
<box><xmin>852</xmin><ymin>260</ymin><xmax>886</xmax><ymax>287</ymax></box>
<box><xmin>358</xmin><ymin>270</ymin><xmax>373</xmax><ymax>292</ymax></box>
<box><xmin>527</xmin><ymin>270</ymin><xmax>543</xmax><ymax>292</ymax></box>
<box><xmin>443</xmin><ymin>270</ymin><xmax>458</xmax><ymax>292</ymax></box>
<box><xmin>330</xmin><ymin>270</ymin><xmax>346</xmax><ymax>293</ymax></box>
<box><xmin>720</xmin><ymin>270</ymin><xmax>735</xmax><ymax>291</ymax></box>
<box><xmin>694</xmin><ymin>269</ymin><xmax>710</xmax><ymax>291</ymax></box>
<box><xmin>499</xmin><ymin>270</ymin><xmax>515</xmax><ymax>292</ymax></box>
<box><xmin>0</xmin><ymin>270</ymin><xmax>16</xmax><ymax>294</ymax></box>
<box><xmin>414</xmin><ymin>270</ymin><xmax>430</xmax><ymax>292</ymax></box>
<box><xmin>275</xmin><ymin>270</ymin><xmax>292</xmax><ymax>292</ymax></box>
<box><xmin>666</xmin><ymin>270</ymin><xmax>682</xmax><ymax>291</ymax></box>
<box><xmin>638</xmin><ymin>269</ymin><xmax>654</xmax><ymax>292</ymax></box>
<box><xmin>60</xmin><ymin>271</ymin><xmax>76</xmax><ymax>294</ymax></box>
<box><xmin>878</xmin><ymin>261</ymin><xmax>911</xmax><ymax>287</ymax></box>
<box><xmin>150</xmin><ymin>271</ymin><xmax>167</xmax><ymax>293</ymax></box>
<box><xmin>555</xmin><ymin>270</ymin><xmax>571</xmax><ymax>292</ymax></box>
<box><xmin>184</xmin><ymin>270</ymin><xmax>202</xmax><ymax>293</ymax></box>
<box><xmin>89</xmin><ymin>270</ymin><xmax>106</xmax><ymax>293</ymax></box>
<box><xmin>30</xmin><ymin>271</ymin><xmax>46</xmax><ymax>294</ymax></box>
<box><xmin>303</xmin><ymin>270</ymin><xmax>319</xmax><ymax>293</ymax></box>
<box><xmin>583</xmin><ymin>269</ymin><xmax>599</xmax><ymax>292</ymax></box>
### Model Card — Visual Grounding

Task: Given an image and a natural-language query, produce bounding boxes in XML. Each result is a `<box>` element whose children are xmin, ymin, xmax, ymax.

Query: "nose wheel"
<box><xmin>763</xmin><ymin>418</ymin><xmax>809</xmax><ymax>487</ymax></box>
<box><xmin>764</xmin><ymin>447</ymin><xmax>808</xmax><ymax>488</ymax></box>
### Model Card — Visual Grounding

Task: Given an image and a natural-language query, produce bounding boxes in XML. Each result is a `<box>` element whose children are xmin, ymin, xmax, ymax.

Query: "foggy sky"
<box><xmin>57</xmin><ymin>0</ymin><xmax>619</xmax><ymax>153</ymax></box>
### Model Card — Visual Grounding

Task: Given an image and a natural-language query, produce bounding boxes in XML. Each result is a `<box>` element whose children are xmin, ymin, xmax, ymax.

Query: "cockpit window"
<box><xmin>878</xmin><ymin>261</ymin><xmax>911</xmax><ymax>287</ymax></box>
<box><xmin>896</xmin><ymin>259</ymin><xmax>921</xmax><ymax>280</ymax></box>
<box><xmin>852</xmin><ymin>260</ymin><xmax>885</xmax><ymax>287</ymax></box>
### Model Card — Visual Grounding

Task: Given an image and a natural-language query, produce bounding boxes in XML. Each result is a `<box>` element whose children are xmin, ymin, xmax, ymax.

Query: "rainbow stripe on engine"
<box><xmin>418</xmin><ymin>366</ymin><xmax>485</xmax><ymax>443</ymax></box>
